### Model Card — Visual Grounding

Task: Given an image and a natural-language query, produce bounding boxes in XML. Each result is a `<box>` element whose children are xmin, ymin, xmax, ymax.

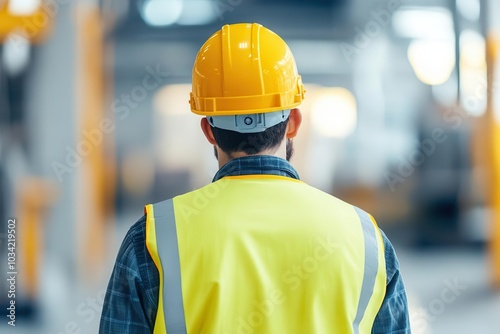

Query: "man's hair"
<box><xmin>211</xmin><ymin>119</ymin><xmax>289</xmax><ymax>156</ymax></box>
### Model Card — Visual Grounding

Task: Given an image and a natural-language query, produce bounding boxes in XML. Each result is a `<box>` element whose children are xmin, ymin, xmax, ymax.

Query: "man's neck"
<box><xmin>216</xmin><ymin>142</ymin><xmax>286</xmax><ymax>169</ymax></box>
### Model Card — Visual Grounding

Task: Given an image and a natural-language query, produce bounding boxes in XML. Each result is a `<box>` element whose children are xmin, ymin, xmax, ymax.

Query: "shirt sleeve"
<box><xmin>372</xmin><ymin>229</ymin><xmax>412</xmax><ymax>334</ymax></box>
<box><xmin>99</xmin><ymin>216</ymin><xmax>160</xmax><ymax>334</ymax></box>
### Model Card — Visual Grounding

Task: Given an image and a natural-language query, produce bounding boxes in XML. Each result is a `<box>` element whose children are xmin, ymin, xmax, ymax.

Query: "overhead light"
<box><xmin>459</xmin><ymin>30</ymin><xmax>487</xmax><ymax>116</ymax></box>
<box><xmin>460</xmin><ymin>30</ymin><xmax>486</xmax><ymax>68</ymax></box>
<box><xmin>140</xmin><ymin>0</ymin><xmax>183</xmax><ymax>27</ymax></box>
<box><xmin>311</xmin><ymin>87</ymin><xmax>357</xmax><ymax>138</ymax></box>
<box><xmin>154</xmin><ymin>84</ymin><xmax>191</xmax><ymax>115</ymax></box>
<box><xmin>408</xmin><ymin>39</ymin><xmax>455</xmax><ymax>86</ymax></box>
<box><xmin>457</xmin><ymin>0</ymin><xmax>480</xmax><ymax>22</ymax></box>
<box><xmin>177</xmin><ymin>0</ymin><xmax>217</xmax><ymax>26</ymax></box>
<box><xmin>2</xmin><ymin>33</ymin><xmax>31</xmax><ymax>76</ymax></box>
<box><xmin>393</xmin><ymin>7</ymin><xmax>454</xmax><ymax>40</ymax></box>
<box><xmin>7</xmin><ymin>0</ymin><xmax>41</xmax><ymax>16</ymax></box>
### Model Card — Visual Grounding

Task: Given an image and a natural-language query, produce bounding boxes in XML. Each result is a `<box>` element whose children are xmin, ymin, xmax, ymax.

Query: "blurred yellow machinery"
<box><xmin>75</xmin><ymin>3</ymin><xmax>115</xmax><ymax>280</ymax></box>
<box><xmin>1</xmin><ymin>0</ymin><xmax>113</xmax><ymax>295</ymax></box>
<box><xmin>16</xmin><ymin>179</ymin><xmax>58</xmax><ymax>298</ymax></box>
<box><xmin>1</xmin><ymin>0</ymin><xmax>55</xmax><ymax>303</ymax></box>
<box><xmin>0</xmin><ymin>0</ymin><xmax>52</xmax><ymax>43</ymax></box>
<box><xmin>487</xmin><ymin>35</ymin><xmax>500</xmax><ymax>289</ymax></box>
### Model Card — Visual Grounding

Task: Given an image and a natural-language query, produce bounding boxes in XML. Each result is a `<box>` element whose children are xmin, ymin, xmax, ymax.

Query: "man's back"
<box><xmin>146</xmin><ymin>172</ymin><xmax>386</xmax><ymax>333</ymax></box>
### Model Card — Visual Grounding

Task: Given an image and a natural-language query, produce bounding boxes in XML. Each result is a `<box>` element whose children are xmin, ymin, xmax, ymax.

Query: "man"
<box><xmin>100</xmin><ymin>23</ymin><xmax>411</xmax><ymax>333</ymax></box>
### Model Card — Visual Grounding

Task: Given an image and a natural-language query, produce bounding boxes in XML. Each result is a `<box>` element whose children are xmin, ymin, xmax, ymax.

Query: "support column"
<box><xmin>75</xmin><ymin>2</ymin><xmax>114</xmax><ymax>280</ymax></box>
<box><xmin>486</xmin><ymin>0</ymin><xmax>500</xmax><ymax>289</ymax></box>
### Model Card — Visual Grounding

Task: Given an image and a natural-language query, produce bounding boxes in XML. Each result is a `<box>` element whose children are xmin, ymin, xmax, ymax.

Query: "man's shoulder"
<box><xmin>126</xmin><ymin>215</ymin><xmax>147</xmax><ymax>240</ymax></box>
<box><xmin>118</xmin><ymin>215</ymin><xmax>147</xmax><ymax>259</ymax></box>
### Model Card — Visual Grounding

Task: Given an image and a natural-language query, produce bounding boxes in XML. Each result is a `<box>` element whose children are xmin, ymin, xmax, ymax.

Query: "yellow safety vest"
<box><xmin>145</xmin><ymin>175</ymin><xmax>386</xmax><ymax>334</ymax></box>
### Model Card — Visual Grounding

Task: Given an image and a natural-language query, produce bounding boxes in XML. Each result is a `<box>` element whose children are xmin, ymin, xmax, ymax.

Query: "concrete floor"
<box><xmin>399</xmin><ymin>246</ymin><xmax>500</xmax><ymax>334</ymax></box>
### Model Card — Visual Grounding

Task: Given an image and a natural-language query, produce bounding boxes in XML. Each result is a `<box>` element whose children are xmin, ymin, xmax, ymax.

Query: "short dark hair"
<box><xmin>211</xmin><ymin>119</ymin><xmax>289</xmax><ymax>156</ymax></box>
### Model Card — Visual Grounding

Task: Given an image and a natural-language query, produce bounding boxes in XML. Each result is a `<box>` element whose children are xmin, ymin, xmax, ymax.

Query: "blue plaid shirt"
<box><xmin>100</xmin><ymin>156</ymin><xmax>411</xmax><ymax>333</ymax></box>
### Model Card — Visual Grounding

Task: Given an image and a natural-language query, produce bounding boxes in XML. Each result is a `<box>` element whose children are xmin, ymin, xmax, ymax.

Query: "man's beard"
<box><xmin>213</xmin><ymin>139</ymin><xmax>294</xmax><ymax>161</ymax></box>
<box><xmin>285</xmin><ymin>139</ymin><xmax>294</xmax><ymax>161</ymax></box>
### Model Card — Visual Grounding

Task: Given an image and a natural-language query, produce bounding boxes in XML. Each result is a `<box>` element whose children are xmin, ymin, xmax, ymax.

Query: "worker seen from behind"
<box><xmin>99</xmin><ymin>23</ymin><xmax>411</xmax><ymax>333</ymax></box>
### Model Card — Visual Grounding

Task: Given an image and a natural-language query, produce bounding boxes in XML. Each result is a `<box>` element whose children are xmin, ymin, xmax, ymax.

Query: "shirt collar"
<box><xmin>212</xmin><ymin>156</ymin><xmax>300</xmax><ymax>182</ymax></box>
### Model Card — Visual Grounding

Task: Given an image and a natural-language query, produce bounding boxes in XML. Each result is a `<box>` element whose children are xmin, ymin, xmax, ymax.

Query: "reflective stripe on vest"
<box><xmin>145</xmin><ymin>199</ymin><xmax>187</xmax><ymax>334</ymax></box>
<box><xmin>353</xmin><ymin>207</ymin><xmax>380</xmax><ymax>334</ymax></box>
<box><xmin>146</xmin><ymin>176</ymin><xmax>386</xmax><ymax>333</ymax></box>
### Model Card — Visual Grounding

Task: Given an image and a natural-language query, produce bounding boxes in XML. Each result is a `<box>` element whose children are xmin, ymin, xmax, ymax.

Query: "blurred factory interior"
<box><xmin>0</xmin><ymin>0</ymin><xmax>500</xmax><ymax>332</ymax></box>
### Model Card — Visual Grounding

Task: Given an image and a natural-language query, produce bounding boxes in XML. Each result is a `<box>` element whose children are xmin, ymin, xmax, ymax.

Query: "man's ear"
<box><xmin>201</xmin><ymin>118</ymin><xmax>217</xmax><ymax>145</ymax></box>
<box><xmin>286</xmin><ymin>108</ymin><xmax>302</xmax><ymax>139</ymax></box>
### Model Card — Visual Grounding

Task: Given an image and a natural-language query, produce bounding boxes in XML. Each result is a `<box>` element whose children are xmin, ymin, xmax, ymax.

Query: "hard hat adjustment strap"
<box><xmin>207</xmin><ymin>110</ymin><xmax>291</xmax><ymax>133</ymax></box>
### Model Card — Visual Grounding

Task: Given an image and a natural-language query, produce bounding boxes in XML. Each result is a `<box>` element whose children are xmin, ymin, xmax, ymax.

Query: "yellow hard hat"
<box><xmin>189</xmin><ymin>23</ymin><xmax>305</xmax><ymax>116</ymax></box>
